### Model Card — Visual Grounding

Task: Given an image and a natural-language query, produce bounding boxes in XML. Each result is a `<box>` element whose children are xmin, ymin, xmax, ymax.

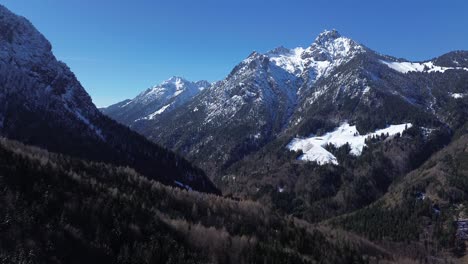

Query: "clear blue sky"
<box><xmin>2</xmin><ymin>0</ymin><xmax>467</xmax><ymax>107</ymax></box>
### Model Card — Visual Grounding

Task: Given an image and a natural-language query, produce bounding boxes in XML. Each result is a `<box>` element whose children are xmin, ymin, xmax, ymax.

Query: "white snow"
<box><xmin>155</xmin><ymin>104</ymin><xmax>171</xmax><ymax>115</ymax></box>
<box><xmin>61</xmin><ymin>92</ymin><xmax>105</xmax><ymax>141</ymax></box>
<box><xmin>174</xmin><ymin>180</ymin><xmax>193</xmax><ymax>191</ymax></box>
<box><xmin>136</xmin><ymin>104</ymin><xmax>171</xmax><ymax>121</ymax></box>
<box><xmin>173</xmin><ymin>89</ymin><xmax>183</xmax><ymax>97</ymax></box>
<box><xmin>131</xmin><ymin>77</ymin><xmax>206</xmax><ymax>108</ymax></box>
<box><xmin>421</xmin><ymin>127</ymin><xmax>435</xmax><ymax>138</ymax></box>
<box><xmin>362</xmin><ymin>86</ymin><xmax>371</xmax><ymax>95</ymax></box>
<box><xmin>300</xmin><ymin>30</ymin><xmax>366</xmax><ymax>81</ymax></box>
<box><xmin>451</xmin><ymin>93</ymin><xmax>465</xmax><ymax>99</ymax></box>
<box><xmin>73</xmin><ymin>109</ymin><xmax>105</xmax><ymax>141</ymax></box>
<box><xmin>416</xmin><ymin>192</ymin><xmax>426</xmax><ymax>200</ymax></box>
<box><xmin>147</xmin><ymin>104</ymin><xmax>171</xmax><ymax>119</ymax></box>
<box><xmin>268</xmin><ymin>47</ymin><xmax>306</xmax><ymax>75</ymax></box>
<box><xmin>287</xmin><ymin>122</ymin><xmax>412</xmax><ymax>165</ymax></box>
<box><xmin>174</xmin><ymin>78</ymin><xmax>184</xmax><ymax>89</ymax></box>
<box><xmin>288</xmin><ymin>138</ymin><xmax>338</xmax><ymax>165</ymax></box>
<box><xmin>267</xmin><ymin>31</ymin><xmax>365</xmax><ymax>82</ymax></box>
<box><xmin>381</xmin><ymin>60</ymin><xmax>468</xmax><ymax>74</ymax></box>
<box><xmin>201</xmin><ymin>30</ymin><xmax>365</xmax><ymax>125</ymax></box>
<box><xmin>121</xmin><ymin>100</ymin><xmax>133</xmax><ymax>108</ymax></box>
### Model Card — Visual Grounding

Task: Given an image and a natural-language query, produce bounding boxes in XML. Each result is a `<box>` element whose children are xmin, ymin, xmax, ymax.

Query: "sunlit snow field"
<box><xmin>287</xmin><ymin>123</ymin><xmax>412</xmax><ymax>165</ymax></box>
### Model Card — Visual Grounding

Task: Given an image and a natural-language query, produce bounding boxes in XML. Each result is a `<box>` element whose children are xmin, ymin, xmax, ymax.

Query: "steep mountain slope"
<box><xmin>290</xmin><ymin>48</ymin><xmax>468</xmax><ymax>136</ymax></box>
<box><xmin>0</xmin><ymin>5</ymin><xmax>217</xmax><ymax>194</ymax></box>
<box><xmin>103</xmin><ymin>77</ymin><xmax>210</xmax><ymax>125</ymax></box>
<box><xmin>103</xmin><ymin>30</ymin><xmax>468</xmax><ymax>181</ymax></box>
<box><xmin>0</xmin><ymin>137</ymin><xmax>390</xmax><ymax>264</ymax></box>
<box><xmin>102</xmin><ymin>30</ymin><xmax>468</xmax><ymax>227</ymax></box>
<box><xmin>335</xmin><ymin>124</ymin><xmax>468</xmax><ymax>261</ymax></box>
<box><xmin>221</xmin><ymin>46</ymin><xmax>468</xmax><ymax>220</ymax></box>
<box><xmin>105</xmin><ymin>30</ymin><xmax>371</xmax><ymax>176</ymax></box>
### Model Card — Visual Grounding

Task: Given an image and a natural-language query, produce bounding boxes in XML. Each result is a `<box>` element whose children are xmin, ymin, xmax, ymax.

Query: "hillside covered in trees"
<box><xmin>0</xmin><ymin>137</ymin><xmax>392</xmax><ymax>264</ymax></box>
<box><xmin>1</xmin><ymin>3</ymin><xmax>468</xmax><ymax>263</ymax></box>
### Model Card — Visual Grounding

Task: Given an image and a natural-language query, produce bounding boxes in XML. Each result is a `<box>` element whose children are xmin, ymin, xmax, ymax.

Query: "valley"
<box><xmin>1</xmin><ymin>3</ymin><xmax>468</xmax><ymax>263</ymax></box>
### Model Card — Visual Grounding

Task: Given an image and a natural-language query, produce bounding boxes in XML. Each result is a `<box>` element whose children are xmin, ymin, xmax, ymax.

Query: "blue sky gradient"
<box><xmin>2</xmin><ymin>0</ymin><xmax>467</xmax><ymax>107</ymax></box>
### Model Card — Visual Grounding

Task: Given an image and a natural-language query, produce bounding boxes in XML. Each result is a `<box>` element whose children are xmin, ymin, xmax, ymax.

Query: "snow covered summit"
<box><xmin>102</xmin><ymin>76</ymin><xmax>210</xmax><ymax>124</ymax></box>
<box><xmin>266</xmin><ymin>29</ymin><xmax>366</xmax><ymax>82</ymax></box>
<box><xmin>102</xmin><ymin>29</ymin><xmax>468</xmax><ymax>180</ymax></box>
<box><xmin>135</xmin><ymin>76</ymin><xmax>208</xmax><ymax>106</ymax></box>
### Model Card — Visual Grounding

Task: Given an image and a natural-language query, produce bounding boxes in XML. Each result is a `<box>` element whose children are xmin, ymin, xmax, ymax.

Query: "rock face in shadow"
<box><xmin>0</xmin><ymin>5</ymin><xmax>219</xmax><ymax>194</ymax></box>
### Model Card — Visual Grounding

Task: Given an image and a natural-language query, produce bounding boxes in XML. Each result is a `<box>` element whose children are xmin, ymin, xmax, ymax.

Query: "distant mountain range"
<box><xmin>103</xmin><ymin>29</ymin><xmax>468</xmax><ymax>179</ymax></box>
<box><xmin>102</xmin><ymin>77</ymin><xmax>211</xmax><ymax>124</ymax></box>
<box><xmin>103</xmin><ymin>27</ymin><xmax>468</xmax><ymax>229</ymax></box>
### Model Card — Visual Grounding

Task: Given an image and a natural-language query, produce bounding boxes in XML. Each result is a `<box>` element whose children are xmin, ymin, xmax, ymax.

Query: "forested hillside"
<box><xmin>0</xmin><ymin>137</ymin><xmax>388</xmax><ymax>264</ymax></box>
<box><xmin>334</xmin><ymin>124</ymin><xmax>468</xmax><ymax>262</ymax></box>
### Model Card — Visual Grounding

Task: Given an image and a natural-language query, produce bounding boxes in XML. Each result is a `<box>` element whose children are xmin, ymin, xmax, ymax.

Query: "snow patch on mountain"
<box><xmin>201</xmin><ymin>49</ymin><xmax>299</xmax><ymax>125</ymax></box>
<box><xmin>287</xmin><ymin>123</ymin><xmax>412</xmax><ymax>165</ymax></box>
<box><xmin>287</xmin><ymin>138</ymin><xmax>339</xmax><ymax>165</ymax></box>
<box><xmin>267</xmin><ymin>47</ymin><xmax>306</xmax><ymax>76</ymax></box>
<box><xmin>106</xmin><ymin>76</ymin><xmax>210</xmax><ymax>124</ymax></box>
<box><xmin>380</xmin><ymin>60</ymin><xmax>468</xmax><ymax>74</ymax></box>
<box><xmin>136</xmin><ymin>104</ymin><xmax>171</xmax><ymax>121</ymax></box>
<box><xmin>174</xmin><ymin>180</ymin><xmax>193</xmax><ymax>191</ymax></box>
<box><xmin>451</xmin><ymin>93</ymin><xmax>465</xmax><ymax>99</ymax></box>
<box><xmin>121</xmin><ymin>100</ymin><xmax>133</xmax><ymax>108</ymax></box>
<box><xmin>129</xmin><ymin>77</ymin><xmax>207</xmax><ymax>107</ymax></box>
<box><xmin>266</xmin><ymin>30</ymin><xmax>365</xmax><ymax>82</ymax></box>
<box><xmin>74</xmin><ymin>110</ymin><xmax>105</xmax><ymax>141</ymax></box>
<box><xmin>150</xmin><ymin>104</ymin><xmax>171</xmax><ymax>117</ymax></box>
<box><xmin>63</xmin><ymin>101</ymin><xmax>105</xmax><ymax>141</ymax></box>
<box><xmin>301</xmin><ymin>30</ymin><xmax>366</xmax><ymax>81</ymax></box>
<box><xmin>198</xmin><ymin>29</ymin><xmax>367</xmax><ymax>127</ymax></box>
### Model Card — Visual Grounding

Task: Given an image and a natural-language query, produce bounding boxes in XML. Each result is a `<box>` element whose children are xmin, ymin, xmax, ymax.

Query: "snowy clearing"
<box><xmin>451</xmin><ymin>93</ymin><xmax>465</xmax><ymax>99</ymax></box>
<box><xmin>380</xmin><ymin>60</ymin><xmax>468</xmax><ymax>74</ymax></box>
<box><xmin>287</xmin><ymin>122</ymin><xmax>412</xmax><ymax>165</ymax></box>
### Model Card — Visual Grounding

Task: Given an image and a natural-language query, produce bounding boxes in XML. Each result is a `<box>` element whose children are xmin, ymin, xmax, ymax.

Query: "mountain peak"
<box><xmin>247</xmin><ymin>51</ymin><xmax>262</xmax><ymax>59</ymax></box>
<box><xmin>267</xmin><ymin>46</ymin><xmax>291</xmax><ymax>56</ymax></box>
<box><xmin>161</xmin><ymin>76</ymin><xmax>209</xmax><ymax>90</ymax></box>
<box><xmin>304</xmin><ymin>29</ymin><xmax>364</xmax><ymax>64</ymax></box>
<box><xmin>164</xmin><ymin>76</ymin><xmax>187</xmax><ymax>84</ymax></box>
<box><xmin>314</xmin><ymin>29</ymin><xmax>341</xmax><ymax>44</ymax></box>
<box><xmin>0</xmin><ymin>4</ymin><xmax>53</xmax><ymax>66</ymax></box>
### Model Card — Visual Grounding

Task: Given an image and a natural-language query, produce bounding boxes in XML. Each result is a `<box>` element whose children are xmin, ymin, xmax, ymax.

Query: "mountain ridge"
<box><xmin>0</xmin><ymin>4</ymin><xmax>219</xmax><ymax>194</ymax></box>
<box><xmin>102</xmin><ymin>30</ymin><xmax>468</xmax><ymax>228</ymax></box>
<box><xmin>3</xmin><ymin>3</ymin><xmax>468</xmax><ymax>262</ymax></box>
<box><xmin>103</xmin><ymin>30</ymin><xmax>468</xmax><ymax>177</ymax></box>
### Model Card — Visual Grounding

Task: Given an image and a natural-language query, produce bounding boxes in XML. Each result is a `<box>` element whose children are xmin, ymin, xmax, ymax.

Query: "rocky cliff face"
<box><xmin>0</xmin><ymin>5</ymin><xmax>219</xmax><ymax>194</ymax></box>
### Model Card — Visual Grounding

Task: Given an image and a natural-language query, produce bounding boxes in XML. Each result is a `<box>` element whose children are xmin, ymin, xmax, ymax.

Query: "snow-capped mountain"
<box><xmin>103</xmin><ymin>31</ymin><xmax>368</xmax><ymax>172</ymax></box>
<box><xmin>103</xmin><ymin>77</ymin><xmax>210</xmax><ymax>125</ymax></box>
<box><xmin>0</xmin><ymin>5</ymin><xmax>218</xmax><ymax>194</ymax></box>
<box><xmin>267</xmin><ymin>30</ymin><xmax>366</xmax><ymax>90</ymax></box>
<box><xmin>4</xmin><ymin>4</ymin><xmax>468</xmax><ymax>260</ymax></box>
<box><xmin>103</xmin><ymin>29</ymin><xmax>468</xmax><ymax>183</ymax></box>
<box><xmin>106</xmin><ymin>30</ymin><xmax>366</xmax><ymax>132</ymax></box>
